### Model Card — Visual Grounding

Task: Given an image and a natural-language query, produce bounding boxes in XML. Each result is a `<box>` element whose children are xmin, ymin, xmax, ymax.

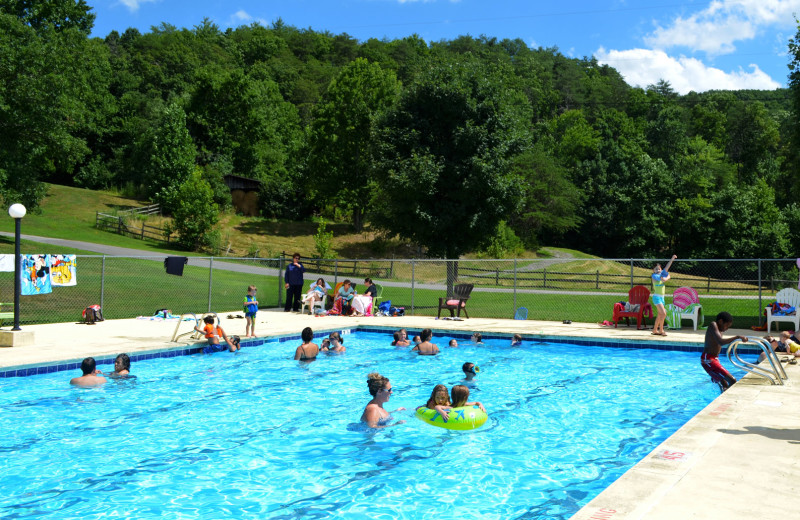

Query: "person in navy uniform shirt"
<box><xmin>284</xmin><ymin>253</ymin><xmax>306</xmax><ymax>312</ymax></box>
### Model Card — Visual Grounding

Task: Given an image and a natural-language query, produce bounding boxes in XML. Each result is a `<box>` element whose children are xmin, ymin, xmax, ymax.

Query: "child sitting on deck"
<box><xmin>195</xmin><ymin>315</ymin><xmax>240</xmax><ymax>353</ymax></box>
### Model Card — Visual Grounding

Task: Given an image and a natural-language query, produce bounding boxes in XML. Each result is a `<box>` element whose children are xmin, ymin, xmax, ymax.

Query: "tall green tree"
<box><xmin>508</xmin><ymin>146</ymin><xmax>583</xmax><ymax>249</ymax></box>
<box><xmin>136</xmin><ymin>102</ymin><xmax>196</xmax><ymax>210</ymax></box>
<box><xmin>307</xmin><ymin>58</ymin><xmax>400</xmax><ymax>230</ymax></box>
<box><xmin>0</xmin><ymin>12</ymin><xmax>110</xmax><ymax>208</ymax></box>
<box><xmin>372</xmin><ymin>56</ymin><xmax>527</xmax><ymax>291</ymax></box>
<box><xmin>0</xmin><ymin>0</ymin><xmax>94</xmax><ymax>35</ymax></box>
<box><xmin>166</xmin><ymin>167</ymin><xmax>219</xmax><ymax>251</ymax></box>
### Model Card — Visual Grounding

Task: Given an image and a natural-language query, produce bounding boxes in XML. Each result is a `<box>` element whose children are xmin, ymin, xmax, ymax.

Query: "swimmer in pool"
<box><xmin>70</xmin><ymin>357</ymin><xmax>106</xmax><ymax>387</ymax></box>
<box><xmin>448</xmin><ymin>339</ymin><xmax>458</xmax><ymax>348</ymax></box>
<box><xmin>294</xmin><ymin>327</ymin><xmax>319</xmax><ymax>361</ymax></box>
<box><xmin>108</xmin><ymin>353</ymin><xmax>134</xmax><ymax>379</ymax></box>
<box><xmin>511</xmin><ymin>334</ymin><xmax>522</xmax><ymax>346</ymax></box>
<box><xmin>462</xmin><ymin>362</ymin><xmax>478</xmax><ymax>382</ymax></box>
<box><xmin>417</xmin><ymin>384</ymin><xmax>451</xmax><ymax>416</ymax></box>
<box><xmin>392</xmin><ymin>331</ymin><xmax>411</xmax><ymax>347</ymax></box>
<box><xmin>361</xmin><ymin>372</ymin><xmax>405</xmax><ymax>428</ymax></box>
<box><xmin>471</xmin><ymin>333</ymin><xmax>484</xmax><ymax>345</ymax></box>
<box><xmin>327</xmin><ymin>332</ymin><xmax>346</xmax><ymax>353</ymax></box>
<box><xmin>411</xmin><ymin>329</ymin><xmax>439</xmax><ymax>356</ymax></box>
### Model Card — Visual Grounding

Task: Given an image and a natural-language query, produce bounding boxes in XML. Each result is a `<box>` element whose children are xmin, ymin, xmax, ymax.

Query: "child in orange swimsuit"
<box><xmin>194</xmin><ymin>315</ymin><xmax>239</xmax><ymax>352</ymax></box>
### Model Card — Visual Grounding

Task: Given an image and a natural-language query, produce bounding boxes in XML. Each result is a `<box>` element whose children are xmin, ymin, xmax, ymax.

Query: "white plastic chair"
<box><xmin>300</xmin><ymin>284</ymin><xmax>326</xmax><ymax>315</ymax></box>
<box><xmin>767</xmin><ymin>288</ymin><xmax>800</xmax><ymax>332</ymax></box>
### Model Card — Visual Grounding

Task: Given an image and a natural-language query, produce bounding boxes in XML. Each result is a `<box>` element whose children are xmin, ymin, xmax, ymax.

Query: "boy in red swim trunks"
<box><xmin>702</xmin><ymin>311</ymin><xmax>747</xmax><ymax>392</ymax></box>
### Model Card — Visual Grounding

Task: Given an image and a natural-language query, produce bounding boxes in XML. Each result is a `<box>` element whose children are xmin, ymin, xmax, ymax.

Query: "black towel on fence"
<box><xmin>164</xmin><ymin>256</ymin><xmax>188</xmax><ymax>276</ymax></box>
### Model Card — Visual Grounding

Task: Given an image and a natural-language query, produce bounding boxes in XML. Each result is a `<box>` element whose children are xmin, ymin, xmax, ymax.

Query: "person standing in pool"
<box><xmin>651</xmin><ymin>254</ymin><xmax>677</xmax><ymax>336</ymax></box>
<box><xmin>411</xmin><ymin>329</ymin><xmax>439</xmax><ymax>355</ymax></box>
<box><xmin>294</xmin><ymin>327</ymin><xmax>319</xmax><ymax>361</ymax></box>
<box><xmin>108</xmin><ymin>353</ymin><xmax>133</xmax><ymax>379</ymax></box>
<box><xmin>70</xmin><ymin>357</ymin><xmax>106</xmax><ymax>387</ymax></box>
<box><xmin>361</xmin><ymin>372</ymin><xmax>405</xmax><ymax>428</ymax></box>
<box><xmin>391</xmin><ymin>331</ymin><xmax>410</xmax><ymax>347</ymax></box>
<box><xmin>702</xmin><ymin>312</ymin><xmax>747</xmax><ymax>392</ymax></box>
<box><xmin>471</xmin><ymin>333</ymin><xmax>484</xmax><ymax>345</ymax></box>
<box><xmin>326</xmin><ymin>332</ymin><xmax>346</xmax><ymax>353</ymax></box>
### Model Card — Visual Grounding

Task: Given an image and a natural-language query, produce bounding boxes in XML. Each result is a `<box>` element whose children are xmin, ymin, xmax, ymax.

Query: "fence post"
<box><xmin>389</xmin><ymin>260</ymin><xmax>394</xmax><ymax>278</ymax></box>
<box><xmin>758</xmin><ymin>259</ymin><xmax>763</xmax><ymax>325</ymax></box>
<box><xmin>543</xmin><ymin>268</ymin><xmax>547</xmax><ymax>288</ymax></box>
<box><xmin>596</xmin><ymin>270</ymin><xmax>600</xmax><ymax>290</ymax></box>
<box><xmin>630</xmin><ymin>259</ymin><xmax>634</xmax><ymax>288</ymax></box>
<box><xmin>100</xmin><ymin>255</ymin><xmax>106</xmax><ymax>311</ymax></box>
<box><xmin>411</xmin><ymin>260</ymin><xmax>415</xmax><ymax>315</ymax></box>
<box><xmin>495</xmin><ymin>268</ymin><xmax>499</xmax><ymax>285</ymax></box>
<box><xmin>513</xmin><ymin>259</ymin><xmax>517</xmax><ymax>314</ymax></box>
<box><xmin>141</xmin><ymin>223</ymin><xmax>145</xmax><ymax>240</ymax></box>
<box><xmin>208</xmin><ymin>257</ymin><xmax>214</xmax><ymax>313</ymax></box>
<box><xmin>278</xmin><ymin>255</ymin><xmax>285</xmax><ymax>310</ymax></box>
<box><xmin>117</xmin><ymin>216</ymin><xmax>122</xmax><ymax>235</ymax></box>
<box><xmin>707</xmin><ymin>275</ymin><xmax>711</xmax><ymax>294</ymax></box>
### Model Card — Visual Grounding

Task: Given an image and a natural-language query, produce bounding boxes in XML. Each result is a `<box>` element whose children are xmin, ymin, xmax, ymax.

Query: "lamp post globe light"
<box><xmin>8</xmin><ymin>204</ymin><xmax>26</xmax><ymax>331</ymax></box>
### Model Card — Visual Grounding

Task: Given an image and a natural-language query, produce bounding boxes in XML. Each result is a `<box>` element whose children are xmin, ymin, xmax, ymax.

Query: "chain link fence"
<box><xmin>3</xmin><ymin>256</ymin><xmax>798</xmax><ymax>328</ymax></box>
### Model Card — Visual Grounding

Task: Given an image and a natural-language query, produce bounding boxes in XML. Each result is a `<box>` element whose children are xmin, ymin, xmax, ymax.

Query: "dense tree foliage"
<box><xmin>1</xmin><ymin>0</ymin><xmax>798</xmax><ymax>258</ymax></box>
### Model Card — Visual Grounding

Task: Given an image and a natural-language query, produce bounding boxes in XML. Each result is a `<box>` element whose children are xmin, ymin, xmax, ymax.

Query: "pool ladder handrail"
<box><xmin>171</xmin><ymin>312</ymin><xmax>220</xmax><ymax>342</ymax></box>
<box><xmin>727</xmin><ymin>336</ymin><xmax>788</xmax><ymax>385</ymax></box>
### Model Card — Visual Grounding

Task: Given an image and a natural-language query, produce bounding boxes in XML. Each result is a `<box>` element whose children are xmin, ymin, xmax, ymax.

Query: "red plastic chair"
<box><xmin>612</xmin><ymin>285</ymin><xmax>653</xmax><ymax>330</ymax></box>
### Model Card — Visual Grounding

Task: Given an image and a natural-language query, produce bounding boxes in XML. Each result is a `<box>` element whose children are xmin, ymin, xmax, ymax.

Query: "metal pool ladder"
<box><xmin>727</xmin><ymin>336</ymin><xmax>788</xmax><ymax>385</ymax></box>
<box><xmin>170</xmin><ymin>312</ymin><xmax>220</xmax><ymax>342</ymax></box>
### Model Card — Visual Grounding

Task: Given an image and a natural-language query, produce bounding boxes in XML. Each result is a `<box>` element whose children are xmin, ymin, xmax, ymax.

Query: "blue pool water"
<box><xmin>0</xmin><ymin>332</ymin><xmax>750</xmax><ymax>519</ymax></box>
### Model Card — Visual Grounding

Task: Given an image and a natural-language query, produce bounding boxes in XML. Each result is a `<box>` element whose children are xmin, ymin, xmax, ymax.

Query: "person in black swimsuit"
<box><xmin>294</xmin><ymin>327</ymin><xmax>319</xmax><ymax>361</ymax></box>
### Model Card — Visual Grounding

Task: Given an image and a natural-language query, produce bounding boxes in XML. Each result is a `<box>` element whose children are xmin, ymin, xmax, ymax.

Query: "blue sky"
<box><xmin>89</xmin><ymin>0</ymin><xmax>800</xmax><ymax>93</ymax></box>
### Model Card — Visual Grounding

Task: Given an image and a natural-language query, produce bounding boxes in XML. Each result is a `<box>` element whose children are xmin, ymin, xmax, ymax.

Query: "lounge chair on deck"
<box><xmin>612</xmin><ymin>285</ymin><xmax>653</xmax><ymax>330</ymax></box>
<box><xmin>438</xmin><ymin>283</ymin><xmax>474</xmax><ymax>319</ymax></box>
<box><xmin>666</xmin><ymin>286</ymin><xmax>703</xmax><ymax>330</ymax></box>
<box><xmin>766</xmin><ymin>288</ymin><xmax>800</xmax><ymax>332</ymax></box>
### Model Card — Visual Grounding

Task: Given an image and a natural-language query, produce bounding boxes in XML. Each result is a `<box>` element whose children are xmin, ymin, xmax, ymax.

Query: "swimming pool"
<box><xmin>0</xmin><ymin>331</ymin><xmax>750</xmax><ymax>519</ymax></box>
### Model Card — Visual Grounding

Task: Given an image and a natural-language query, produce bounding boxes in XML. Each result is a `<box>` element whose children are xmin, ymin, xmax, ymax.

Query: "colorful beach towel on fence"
<box><xmin>21</xmin><ymin>254</ymin><xmax>52</xmax><ymax>295</ymax></box>
<box><xmin>665</xmin><ymin>303</ymin><xmax>704</xmax><ymax>329</ymax></box>
<box><xmin>50</xmin><ymin>254</ymin><xmax>77</xmax><ymax>286</ymax></box>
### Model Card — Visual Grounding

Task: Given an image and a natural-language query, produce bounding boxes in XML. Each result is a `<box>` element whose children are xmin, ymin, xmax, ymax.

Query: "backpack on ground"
<box><xmin>82</xmin><ymin>305</ymin><xmax>104</xmax><ymax>324</ymax></box>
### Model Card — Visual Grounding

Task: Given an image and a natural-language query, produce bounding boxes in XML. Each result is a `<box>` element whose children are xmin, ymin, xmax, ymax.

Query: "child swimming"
<box><xmin>418</xmin><ymin>384</ymin><xmax>451</xmax><ymax>416</ymax></box>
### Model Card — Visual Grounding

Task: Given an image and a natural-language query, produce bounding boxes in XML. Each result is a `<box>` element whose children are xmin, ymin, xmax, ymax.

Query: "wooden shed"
<box><xmin>224</xmin><ymin>174</ymin><xmax>262</xmax><ymax>216</ymax></box>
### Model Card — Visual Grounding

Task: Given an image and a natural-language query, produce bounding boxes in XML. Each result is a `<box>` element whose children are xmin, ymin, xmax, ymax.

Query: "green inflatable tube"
<box><xmin>415</xmin><ymin>405</ymin><xmax>488</xmax><ymax>430</ymax></box>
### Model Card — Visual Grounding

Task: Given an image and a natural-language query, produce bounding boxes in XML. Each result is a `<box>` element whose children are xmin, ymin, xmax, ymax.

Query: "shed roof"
<box><xmin>223</xmin><ymin>174</ymin><xmax>262</xmax><ymax>191</ymax></box>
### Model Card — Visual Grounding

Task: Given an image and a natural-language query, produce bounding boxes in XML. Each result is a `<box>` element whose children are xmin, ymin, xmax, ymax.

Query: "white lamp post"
<box><xmin>8</xmin><ymin>204</ymin><xmax>26</xmax><ymax>331</ymax></box>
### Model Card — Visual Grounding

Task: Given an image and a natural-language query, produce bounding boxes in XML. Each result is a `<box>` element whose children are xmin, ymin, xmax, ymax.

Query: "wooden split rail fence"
<box><xmin>95</xmin><ymin>204</ymin><xmax>172</xmax><ymax>243</ymax></box>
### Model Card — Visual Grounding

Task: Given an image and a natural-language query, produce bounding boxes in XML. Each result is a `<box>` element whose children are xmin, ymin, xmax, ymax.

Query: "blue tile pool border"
<box><xmin>0</xmin><ymin>325</ymin><xmax>760</xmax><ymax>378</ymax></box>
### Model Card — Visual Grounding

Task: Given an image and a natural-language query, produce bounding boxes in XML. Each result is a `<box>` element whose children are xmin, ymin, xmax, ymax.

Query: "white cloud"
<box><xmin>232</xmin><ymin>10</ymin><xmax>252</xmax><ymax>22</ymax></box>
<box><xmin>595</xmin><ymin>47</ymin><xmax>781</xmax><ymax>94</ymax></box>
<box><xmin>645</xmin><ymin>0</ymin><xmax>800</xmax><ymax>55</ymax></box>
<box><xmin>226</xmin><ymin>9</ymin><xmax>268</xmax><ymax>27</ymax></box>
<box><xmin>118</xmin><ymin>0</ymin><xmax>157</xmax><ymax>12</ymax></box>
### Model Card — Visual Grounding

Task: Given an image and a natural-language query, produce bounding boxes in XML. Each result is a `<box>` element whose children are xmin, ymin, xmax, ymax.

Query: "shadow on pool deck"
<box><xmin>1</xmin><ymin>311</ymin><xmax>797</xmax><ymax>520</ymax></box>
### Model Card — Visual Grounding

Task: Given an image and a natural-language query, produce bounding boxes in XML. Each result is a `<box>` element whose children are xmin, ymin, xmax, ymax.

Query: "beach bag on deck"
<box><xmin>82</xmin><ymin>305</ymin><xmax>104</xmax><ymax>324</ymax></box>
<box><xmin>378</xmin><ymin>301</ymin><xmax>391</xmax><ymax>314</ymax></box>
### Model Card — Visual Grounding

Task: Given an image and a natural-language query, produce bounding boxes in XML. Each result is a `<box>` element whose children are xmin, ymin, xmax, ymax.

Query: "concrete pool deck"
<box><xmin>1</xmin><ymin>311</ymin><xmax>797</xmax><ymax>519</ymax></box>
